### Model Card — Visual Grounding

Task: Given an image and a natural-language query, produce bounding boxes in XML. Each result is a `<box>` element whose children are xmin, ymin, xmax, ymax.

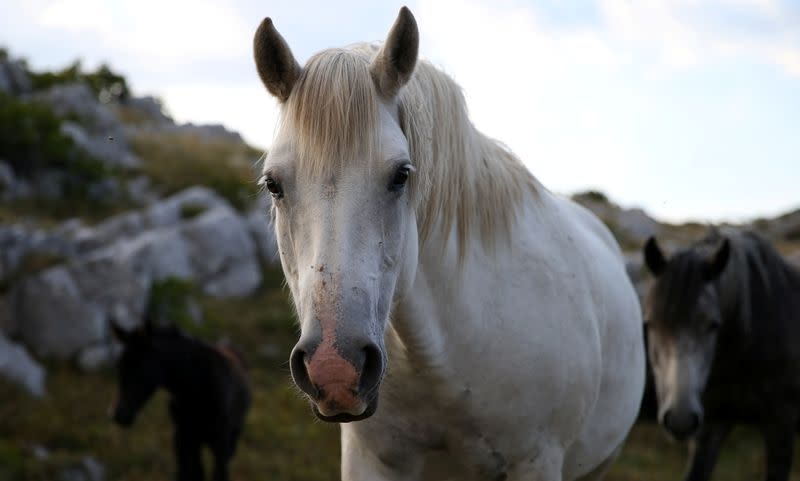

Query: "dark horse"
<box><xmin>111</xmin><ymin>319</ymin><xmax>251</xmax><ymax>481</ymax></box>
<box><xmin>643</xmin><ymin>228</ymin><xmax>800</xmax><ymax>481</ymax></box>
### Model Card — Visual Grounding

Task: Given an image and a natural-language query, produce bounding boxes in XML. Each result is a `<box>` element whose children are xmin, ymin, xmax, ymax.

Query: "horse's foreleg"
<box><xmin>174</xmin><ymin>428</ymin><xmax>204</xmax><ymax>481</ymax></box>
<box><xmin>761</xmin><ymin>418</ymin><xmax>795</xmax><ymax>481</ymax></box>
<box><xmin>683</xmin><ymin>421</ymin><xmax>731</xmax><ymax>481</ymax></box>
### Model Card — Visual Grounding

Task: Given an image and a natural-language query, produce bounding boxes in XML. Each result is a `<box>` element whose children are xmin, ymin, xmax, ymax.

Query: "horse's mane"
<box><xmin>651</xmin><ymin>228</ymin><xmax>800</xmax><ymax>334</ymax></box>
<box><xmin>276</xmin><ymin>43</ymin><xmax>540</xmax><ymax>250</ymax></box>
<box><xmin>713</xmin><ymin>229</ymin><xmax>800</xmax><ymax>335</ymax></box>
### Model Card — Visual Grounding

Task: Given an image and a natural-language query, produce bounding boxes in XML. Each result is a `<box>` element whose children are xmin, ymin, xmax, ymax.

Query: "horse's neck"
<box><xmin>156</xmin><ymin>337</ymin><xmax>205</xmax><ymax>397</ymax></box>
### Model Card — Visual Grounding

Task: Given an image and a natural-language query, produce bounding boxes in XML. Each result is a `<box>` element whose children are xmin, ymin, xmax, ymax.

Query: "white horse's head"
<box><xmin>254</xmin><ymin>8</ymin><xmax>420</xmax><ymax>422</ymax></box>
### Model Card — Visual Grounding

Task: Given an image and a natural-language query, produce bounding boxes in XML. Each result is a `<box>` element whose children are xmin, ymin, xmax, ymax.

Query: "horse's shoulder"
<box><xmin>551</xmin><ymin>195</ymin><xmax>623</xmax><ymax>261</ymax></box>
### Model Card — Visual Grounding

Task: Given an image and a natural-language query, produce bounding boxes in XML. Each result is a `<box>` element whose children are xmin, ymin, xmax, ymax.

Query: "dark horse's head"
<box><xmin>642</xmin><ymin>233</ymin><xmax>730</xmax><ymax>440</ymax></box>
<box><xmin>109</xmin><ymin>319</ymin><xmax>163</xmax><ymax>427</ymax></box>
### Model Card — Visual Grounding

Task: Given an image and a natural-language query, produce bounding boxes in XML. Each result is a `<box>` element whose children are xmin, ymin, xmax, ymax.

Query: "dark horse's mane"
<box><xmin>653</xmin><ymin>228</ymin><xmax>800</xmax><ymax>353</ymax></box>
<box><xmin>714</xmin><ymin>229</ymin><xmax>800</xmax><ymax>337</ymax></box>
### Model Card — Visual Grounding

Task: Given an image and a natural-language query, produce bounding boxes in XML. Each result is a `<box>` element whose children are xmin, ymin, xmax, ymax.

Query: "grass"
<box><xmin>131</xmin><ymin>131</ymin><xmax>262</xmax><ymax>211</ymax></box>
<box><xmin>4</xmin><ymin>265</ymin><xmax>800</xmax><ymax>480</ymax></box>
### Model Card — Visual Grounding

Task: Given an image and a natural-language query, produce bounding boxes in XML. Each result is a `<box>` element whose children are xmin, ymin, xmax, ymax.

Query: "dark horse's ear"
<box><xmin>253</xmin><ymin>17</ymin><xmax>301</xmax><ymax>102</ymax></box>
<box><xmin>110</xmin><ymin>319</ymin><xmax>131</xmax><ymax>344</ymax></box>
<box><xmin>704</xmin><ymin>238</ymin><xmax>730</xmax><ymax>281</ymax></box>
<box><xmin>370</xmin><ymin>6</ymin><xmax>419</xmax><ymax>98</ymax></box>
<box><xmin>644</xmin><ymin>236</ymin><xmax>667</xmax><ymax>277</ymax></box>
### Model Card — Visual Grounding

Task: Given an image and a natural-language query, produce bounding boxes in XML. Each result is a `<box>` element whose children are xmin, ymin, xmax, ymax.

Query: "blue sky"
<box><xmin>2</xmin><ymin>0</ymin><xmax>798</xmax><ymax>223</ymax></box>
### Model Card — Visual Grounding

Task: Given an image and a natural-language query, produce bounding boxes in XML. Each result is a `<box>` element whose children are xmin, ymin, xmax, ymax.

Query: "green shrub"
<box><xmin>28</xmin><ymin>60</ymin><xmax>130</xmax><ymax>102</ymax></box>
<box><xmin>179</xmin><ymin>202</ymin><xmax>207</xmax><ymax>220</ymax></box>
<box><xmin>147</xmin><ymin>278</ymin><xmax>197</xmax><ymax>328</ymax></box>
<box><xmin>132</xmin><ymin>131</ymin><xmax>261</xmax><ymax>211</ymax></box>
<box><xmin>0</xmin><ymin>91</ymin><xmax>107</xmax><ymax>182</ymax></box>
<box><xmin>574</xmin><ymin>190</ymin><xmax>609</xmax><ymax>204</ymax></box>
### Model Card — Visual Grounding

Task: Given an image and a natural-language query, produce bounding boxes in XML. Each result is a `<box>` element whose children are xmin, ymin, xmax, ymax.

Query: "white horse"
<box><xmin>253</xmin><ymin>7</ymin><xmax>644</xmax><ymax>481</ymax></box>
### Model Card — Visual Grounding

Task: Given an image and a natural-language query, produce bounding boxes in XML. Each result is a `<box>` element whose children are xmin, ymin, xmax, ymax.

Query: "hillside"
<box><xmin>1</xmin><ymin>51</ymin><xmax>799</xmax><ymax>481</ymax></box>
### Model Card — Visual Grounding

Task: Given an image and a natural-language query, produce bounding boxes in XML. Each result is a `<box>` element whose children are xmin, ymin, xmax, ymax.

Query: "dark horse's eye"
<box><xmin>389</xmin><ymin>164</ymin><xmax>413</xmax><ymax>192</ymax></box>
<box><xmin>706</xmin><ymin>320</ymin><xmax>721</xmax><ymax>334</ymax></box>
<box><xmin>264</xmin><ymin>175</ymin><xmax>283</xmax><ymax>199</ymax></box>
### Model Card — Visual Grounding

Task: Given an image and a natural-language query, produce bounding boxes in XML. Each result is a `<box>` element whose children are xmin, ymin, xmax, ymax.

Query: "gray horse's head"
<box><xmin>642</xmin><ymin>235</ymin><xmax>730</xmax><ymax>440</ymax></box>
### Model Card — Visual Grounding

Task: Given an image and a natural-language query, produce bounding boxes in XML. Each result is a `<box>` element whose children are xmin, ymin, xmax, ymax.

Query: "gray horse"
<box><xmin>643</xmin><ymin>229</ymin><xmax>800</xmax><ymax>481</ymax></box>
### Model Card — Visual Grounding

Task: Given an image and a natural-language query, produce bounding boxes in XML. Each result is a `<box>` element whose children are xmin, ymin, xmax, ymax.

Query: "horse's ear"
<box><xmin>110</xmin><ymin>319</ymin><xmax>130</xmax><ymax>344</ymax></box>
<box><xmin>704</xmin><ymin>238</ymin><xmax>730</xmax><ymax>281</ymax></box>
<box><xmin>253</xmin><ymin>17</ymin><xmax>301</xmax><ymax>102</ymax></box>
<box><xmin>370</xmin><ymin>6</ymin><xmax>419</xmax><ymax>98</ymax></box>
<box><xmin>644</xmin><ymin>236</ymin><xmax>667</xmax><ymax>277</ymax></box>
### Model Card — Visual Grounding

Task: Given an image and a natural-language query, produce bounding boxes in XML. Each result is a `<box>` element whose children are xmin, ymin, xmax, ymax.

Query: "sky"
<box><xmin>1</xmin><ymin>0</ymin><xmax>798</xmax><ymax>223</ymax></box>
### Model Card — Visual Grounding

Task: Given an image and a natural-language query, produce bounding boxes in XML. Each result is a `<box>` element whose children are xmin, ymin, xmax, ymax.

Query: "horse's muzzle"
<box><xmin>290</xmin><ymin>337</ymin><xmax>385</xmax><ymax>422</ymax></box>
<box><xmin>661</xmin><ymin>407</ymin><xmax>702</xmax><ymax>440</ymax></box>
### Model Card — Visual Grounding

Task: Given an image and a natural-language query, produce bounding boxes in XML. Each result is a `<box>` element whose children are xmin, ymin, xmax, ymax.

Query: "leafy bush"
<box><xmin>147</xmin><ymin>278</ymin><xmax>197</xmax><ymax>328</ymax></box>
<box><xmin>28</xmin><ymin>60</ymin><xmax>130</xmax><ymax>103</ymax></box>
<box><xmin>0</xmin><ymin>91</ymin><xmax>107</xmax><ymax>182</ymax></box>
<box><xmin>179</xmin><ymin>202</ymin><xmax>207</xmax><ymax>220</ymax></box>
<box><xmin>574</xmin><ymin>190</ymin><xmax>609</xmax><ymax>204</ymax></box>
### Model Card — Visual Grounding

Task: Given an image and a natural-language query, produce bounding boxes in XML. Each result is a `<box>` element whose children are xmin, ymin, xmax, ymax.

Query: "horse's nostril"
<box><xmin>290</xmin><ymin>346</ymin><xmax>318</xmax><ymax>398</ymax></box>
<box><xmin>358</xmin><ymin>344</ymin><xmax>384</xmax><ymax>396</ymax></box>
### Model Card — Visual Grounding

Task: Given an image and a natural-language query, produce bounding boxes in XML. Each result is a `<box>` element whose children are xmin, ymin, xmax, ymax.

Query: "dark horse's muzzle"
<box><xmin>661</xmin><ymin>406</ymin><xmax>702</xmax><ymax>440</ymax></box>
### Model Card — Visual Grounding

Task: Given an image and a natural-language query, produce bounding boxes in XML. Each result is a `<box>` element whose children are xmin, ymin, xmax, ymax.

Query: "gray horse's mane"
<box><xmin>652</xmin><ymin>227</ymin><xmax>800</xmax><ymax>334</ymax></box>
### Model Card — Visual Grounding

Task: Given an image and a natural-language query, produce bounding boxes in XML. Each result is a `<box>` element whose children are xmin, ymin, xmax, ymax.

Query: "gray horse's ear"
<box><xmin>253</xmin><ymin>17</ymin><xmax>301</xmax><ymax>102</ymax></box>
<box><xmin>370</xmin><ymin>6</ymin><xmax>419</xmax><ymax>98</ymax></box>
<box><xmin>644</xmin><ymin>236</ymin><xmax>667</xmax><ymax>276</ymax></box>
<box><xmin>704</xmin><ymin>238</ymin><xmax>730</xmax><ymax>281</ymax></box>
<box><xmin>110</xmin><ymin>319</ymin><xmax>130</xmax><ymax>344</ymax></box>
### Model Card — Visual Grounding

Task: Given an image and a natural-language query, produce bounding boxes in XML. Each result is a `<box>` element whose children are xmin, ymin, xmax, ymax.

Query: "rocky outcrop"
<box><xmin>71</xmin><ymin>186</ymin><xmax>228</xmax><ymax>253</ymax></box>
<box><xmin>0</xmin><ymin>332</ymin><xmax>45</xmax><ymax>397</ymax></box>
<box><xmin>37</xmin><ymin>83</ymin><xmax>140</xmax><ymax>168</ymax></box>
<box><xmin>246</xmin><ymin>194</ymin><xmax>279</xmax><ymax>265</ymax></box>
<box><xmin>8</xmin><ymin>188</ymin><xmax>264</xmax><ymax>359</ymax></box>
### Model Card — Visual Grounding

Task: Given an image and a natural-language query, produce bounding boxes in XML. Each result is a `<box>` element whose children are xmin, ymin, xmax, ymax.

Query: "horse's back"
<box><xmin>545</xmin><ymin>194</ymin><xmax>646</xmax><ymax>480</ymax></box>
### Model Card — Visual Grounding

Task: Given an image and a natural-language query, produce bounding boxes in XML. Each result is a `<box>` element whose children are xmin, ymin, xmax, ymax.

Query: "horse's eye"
<box><xmin>389</xmin><ymin>164</ymin><xmax>412</xmax><ymax>192</ymax></box>
<box><xmin>264</xmin><ymin>175</ymin><xmax>283</xmax><ymax>199</ymax></box>
<box><xmin>706</xmin><ymin>320</ymin><xmax>721</xmax><ymax>334</ymax></box>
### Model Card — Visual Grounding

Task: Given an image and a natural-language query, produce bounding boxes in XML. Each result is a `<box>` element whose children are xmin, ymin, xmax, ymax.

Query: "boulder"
<box><xmin>181</xmin><ymin>206</ymin><xmax>261</xmax><ymax>297</ymax></box>
<box><xmin>615</xmin><ymin>208</ymin><xmax>660</xmax><ymax>243</ymax></box>
<box><xmin>246</xmin><ymin>195</ymin><xmax>279</xmax><ymax>265</ymax></box>
<box><xmin>73</xmin><ymin>186</ymin><xmax>228</xmax><ymax>253</ymax></box>
<box><xmin>77</xmin><ymin>342</ymin><xmax>122</xmax><ymax>372</ymax></box>
<box><xmin>0</xmin><ymin>223</ymin><xmax>76</xmax><ymax>285</ymax></box>
<box><xmin>59</xmin><ymin>456</ymin><xmax>105</xmax><ymax>481</ymax></box>
<box><xmin>37</xmin><ymin>83</ymin><xmax>140</xmax><ymax>168</ymax></box>
<box><xmin>0</xmin><ymin>332</ymin><xmax>45</xmax><ymax>397</ymax></box>
<box><xmin>12</xmin><ymin>266</ymin><xmax>104</xmax><ymax>358</ymax></box>
<box><xmin>88</xmin><ymin>203</ymin><xmax>261</xmax><ymax>297</ymax></box>
<box><xmin>12</xmin><ymin>252</ymin><xmax>148</xmax><ymax>359</ymax></box>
